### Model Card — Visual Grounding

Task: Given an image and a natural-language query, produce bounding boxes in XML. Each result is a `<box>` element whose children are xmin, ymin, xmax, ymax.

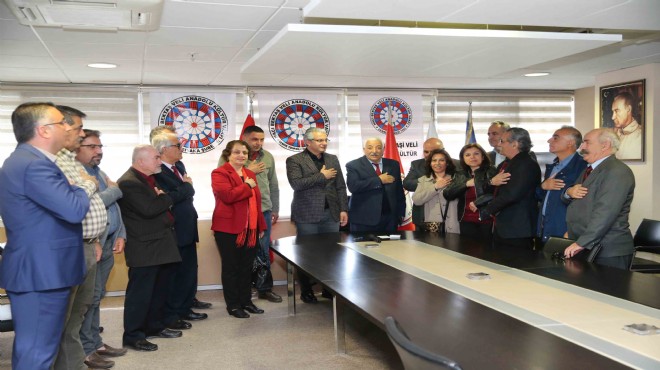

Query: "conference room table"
<box><xmin>271</xmin><ymin>231</ymin><xmax>660</xmax><ymax>370</ymax></box>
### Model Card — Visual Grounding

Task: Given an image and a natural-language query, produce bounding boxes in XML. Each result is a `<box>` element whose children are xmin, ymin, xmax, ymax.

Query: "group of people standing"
<box><xmin>0</xmin><ymin>102</ymin><xmax>637</xmax><ymax>370</ymax></box>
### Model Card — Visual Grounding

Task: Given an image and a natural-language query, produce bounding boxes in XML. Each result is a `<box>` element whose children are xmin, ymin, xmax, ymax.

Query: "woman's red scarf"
<box><xmin>236</xmin><ymin>183</ymin><xmax>258</xmax><ymax>248</ymax></box>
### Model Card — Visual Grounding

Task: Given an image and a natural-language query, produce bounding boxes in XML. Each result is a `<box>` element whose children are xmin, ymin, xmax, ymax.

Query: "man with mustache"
<box><xmin>76</xmin><ymin>129</ymin><xmax>127</xmax><ymax>368</ymax></box>
<box><xmin>347</xmin><ymin>137</ymin><xmax>405</xmax><ymax>233</ymax></box>
<box><xmin>563</xmin><ymin>128</ymin><xmax>635</xmax><ymax>269</ymax></box>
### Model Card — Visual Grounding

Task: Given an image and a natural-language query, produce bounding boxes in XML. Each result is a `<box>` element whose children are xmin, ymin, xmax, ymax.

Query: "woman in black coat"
<box><xmin>443</xmin><ymin>144</ymin><xmax>497</xmax><ymax>241</ymax></box>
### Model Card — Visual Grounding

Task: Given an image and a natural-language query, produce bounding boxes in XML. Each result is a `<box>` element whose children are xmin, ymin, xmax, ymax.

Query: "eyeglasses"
<box><xmin>43</xmin><ymin>120</ymin><xmax>68</xmax><ymax>127</ymax></box>
<box><xmin>167</xmin><ymin>143</ymin><xmax>182</xmax><ymax>149</ymax></box>
<box><xmin>311</xmin><ymin>139</ymin><xmax>329</xmax><ymax>143</ymax></box>
<box><xmin>80</xmin><ymin>144</ymin><xmax>103</xmax><ymax>149</ymax></box>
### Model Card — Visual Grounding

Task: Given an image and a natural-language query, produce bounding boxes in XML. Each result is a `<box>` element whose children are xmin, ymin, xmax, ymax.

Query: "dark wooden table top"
<box><xmin>273</xmin><ymin>232</ymin><xmax>659</xmax><ymax>369</ymax></box>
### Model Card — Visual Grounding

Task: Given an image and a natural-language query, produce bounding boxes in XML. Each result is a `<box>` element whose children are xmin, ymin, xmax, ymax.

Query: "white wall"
<box><xmin>592</xmin><ymin>63</ymin><xmax>660</xmax><ymax>231</ymax></box>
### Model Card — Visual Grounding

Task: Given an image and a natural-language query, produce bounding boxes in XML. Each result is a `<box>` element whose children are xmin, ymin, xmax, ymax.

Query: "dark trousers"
<box><xmin>493</xmin><ymin>230</ymin><xmax>535</xmax><ymax>250</ymax></box>
<box><xmin>164</xmin><ymin>242</ymin><xmax>198</xmax><ymax>324</ymax></box>
<box><xmin>350</xmin><ymin>213</ymin><xmax>398</xmax><ymax>234</ymax></box>
<box><xmin>123</xmin><ymin>263</ymin><xmax>176</xmax><ymax>344</ymax></box>
<box><xmin>8</xmin><ymin>287</ymin><xmax>71</xmax><ymax>370</ymax></box>
<box><xmin>460</xmin><ymin>221</ymin><xmax>493</xmax><ymax>242</ymax></box>
<box><xmin>214</xmin><ymin>232</ymin><xmax>257</xmax><ymax>311</ymax></box>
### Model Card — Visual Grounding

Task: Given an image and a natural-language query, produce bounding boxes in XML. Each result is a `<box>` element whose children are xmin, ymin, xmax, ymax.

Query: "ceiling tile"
<box><xmin>147</xmin><ymin>26</ymin><xmax>253</xmax><ymax>47</ymax></box>
<box><xmin>146</xmin><ymin>44</ymin><xmax>240</xmax><ymax>62</ymax></box>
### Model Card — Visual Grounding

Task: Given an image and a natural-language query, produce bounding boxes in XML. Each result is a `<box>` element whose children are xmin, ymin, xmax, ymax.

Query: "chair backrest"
<box><xmin>634</xmin><ymin>219</ymin><xmax>660</xmax><ymax>247</ymax></box>
<box><xmin>384</xmin><ymin>316</ymin><xmax>463</xmax><ymax>370</ymax></box>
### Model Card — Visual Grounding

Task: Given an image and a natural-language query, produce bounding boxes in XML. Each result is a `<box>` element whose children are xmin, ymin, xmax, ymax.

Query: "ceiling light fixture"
<box><xmin>524</xmin><ymin>72</ymin><xmax>550</xmax><ymax>77</ymax></box>
<box><xmin>88</xmin><ymin>63</ymin><xmax>118</xmax><ymax>69</ymax></box>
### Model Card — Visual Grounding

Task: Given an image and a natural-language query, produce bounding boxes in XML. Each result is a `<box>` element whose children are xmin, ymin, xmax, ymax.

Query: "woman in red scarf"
<box><xmin>212</xmin><ymin>140</ymin><xmax>266</xmax><ymax>318</ymax></box>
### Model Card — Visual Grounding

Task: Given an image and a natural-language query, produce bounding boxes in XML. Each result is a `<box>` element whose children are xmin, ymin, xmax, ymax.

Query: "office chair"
<box><xmin>384</xmin><ymin>316</ymin><xmax>463</xmax><ymax>370</ymax></box>
<box><xmin>630</xmin><ymin>218</ymin><xmax>660</xmax><ymax>273</ymax></box>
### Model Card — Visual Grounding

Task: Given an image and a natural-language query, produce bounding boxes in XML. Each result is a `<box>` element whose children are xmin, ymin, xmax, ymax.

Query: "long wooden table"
<box><xmin>271</xmin><ymin>231</ymin><xmax>660</xmax><ymax>369</ymax></box>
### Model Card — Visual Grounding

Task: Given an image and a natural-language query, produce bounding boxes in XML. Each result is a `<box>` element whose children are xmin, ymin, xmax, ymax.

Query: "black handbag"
<box><xmin>252</xmin><ymin>248</ymin><xmax>273</xmax><ymax>291</ymax></box>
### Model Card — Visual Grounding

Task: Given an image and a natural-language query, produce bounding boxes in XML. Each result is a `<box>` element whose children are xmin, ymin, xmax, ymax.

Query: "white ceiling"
<box><xmin>0</xmin><ymin>0</ymin><xmax>659</xmax><ymax>90</ymax></box>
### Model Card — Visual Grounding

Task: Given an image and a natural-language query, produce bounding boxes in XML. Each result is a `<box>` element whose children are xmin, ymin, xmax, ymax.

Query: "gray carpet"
<box><xmin>0</xmin><ymin>287</ymin><xmax>402</xmax><ymax>369</ymax></box>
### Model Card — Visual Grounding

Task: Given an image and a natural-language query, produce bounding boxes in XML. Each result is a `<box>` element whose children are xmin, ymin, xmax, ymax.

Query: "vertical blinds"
<box><xmin>0</xmin><ymin>85</ymin><xmax>573</xmax><ymax>220</ymax></box>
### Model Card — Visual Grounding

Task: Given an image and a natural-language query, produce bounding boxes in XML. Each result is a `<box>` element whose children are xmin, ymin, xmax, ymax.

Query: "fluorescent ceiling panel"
<box><xmin>241</xmin><ymin>24</ymin><xmax>622</xmax><ymax>79</ymax></box>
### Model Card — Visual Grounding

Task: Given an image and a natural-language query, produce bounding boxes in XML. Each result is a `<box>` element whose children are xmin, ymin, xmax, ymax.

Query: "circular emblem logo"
<box><xmin>157</xmin><ymin>95</ymin><xmax>228</xmax><ymax>154</ymax></box>
<box><xmin>268</xmin><ymin>99</ymin><xmax>330</xmax><ymax>152</ymax></box>
<box><xmin>370</xmin><ymin>97</ymin><xmax>412</xmax><ymax>134</ymax></box>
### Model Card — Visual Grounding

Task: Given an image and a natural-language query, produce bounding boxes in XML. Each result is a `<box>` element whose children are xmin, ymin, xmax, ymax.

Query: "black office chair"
<box><xmin>630</xmin><ymin>218</ymin><xmax>660</xmax><ymax>273</ymax></box>
<box><xmin>384</xmin><ymin>316</ymin><xmax>463</xmax><ymax>370</ymax></box>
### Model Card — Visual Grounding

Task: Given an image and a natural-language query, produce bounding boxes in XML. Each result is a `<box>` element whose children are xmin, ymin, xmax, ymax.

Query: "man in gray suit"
<box><xmin>286</xmin><ymin>127</ymin><xmax>348</xmax><ymax>303</ymax></box>
<box><xmin>563</xmin><ymin>128</ymin><xmax>635</xmax><ymax>270</ymax></box>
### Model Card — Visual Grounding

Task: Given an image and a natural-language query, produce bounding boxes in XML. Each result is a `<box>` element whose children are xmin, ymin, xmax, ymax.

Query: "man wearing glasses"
<box><xmin>286</xmin><ymin>127</ymin><xmax>348</xmax><ymax>303</ymax></box>
<box><xmin>52</xmin><ymin>106</ymin><xmax>109</xmax><ymax>370</ymax></box>
<box><xmin>76</xmin><ymin>129</ymin><xmax>128</xmax><ymax>367</ymax></box>
<box><xmin>152</xmin><ymin>130</ymin><xmax>208</xmax><ymax>331</ymax></box>
<box><xmin>0</xmin><ymin>102</ymin><xmax>91</xmax><ymax>370</ymax></box>
<box><xmin>477</xmin><ymin>127</ymin><xmax>541</xmax><ymax>249</ymax></box>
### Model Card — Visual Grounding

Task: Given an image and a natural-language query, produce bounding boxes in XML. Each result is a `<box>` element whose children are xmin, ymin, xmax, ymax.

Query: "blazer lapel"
<box><xmin>301</xmin><ymin>152</ymin><xmax>319</xmax><ymax>174</ymax></box>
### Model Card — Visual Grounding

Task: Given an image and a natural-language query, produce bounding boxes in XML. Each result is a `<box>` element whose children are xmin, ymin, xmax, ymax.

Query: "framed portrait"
<box><xmin>600</xmin><ymin>79</ymin><xmax>645</xmax><ymax>161</ymax></box>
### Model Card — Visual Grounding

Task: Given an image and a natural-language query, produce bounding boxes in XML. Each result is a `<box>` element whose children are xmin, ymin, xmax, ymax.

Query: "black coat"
<box><xmin>444</xmin><ymin>166</ymin><xmax>497</xmax><ymax>221</ymax></box>
<box><xmin>154</xmin><ymin>161</ymin><xmax>199</xmax><ymax>246</ymax></box>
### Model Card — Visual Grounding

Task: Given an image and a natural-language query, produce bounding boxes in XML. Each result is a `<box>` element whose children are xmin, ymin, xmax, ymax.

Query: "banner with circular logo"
<box><xmin>267</xmin><ymin>98</ymin><xmax>331</xmax><ymax>152</ymax></box>
<box><xmin>369</xmin><ymin>96</ymin><xmax>413</xmax><ymax>135</ymax></box>
<box><xmin>156</xmin><ymin>95</ymin><xmax>229</xmax><ymax>154</ymax></box>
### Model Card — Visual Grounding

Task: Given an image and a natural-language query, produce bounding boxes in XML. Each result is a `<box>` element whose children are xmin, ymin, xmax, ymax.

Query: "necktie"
<box><xmin>171</xmin><ymin>165</ymin><xmax>182</xmax><ymax>180</ymax></box>
<box><xmin>582</xmin><ymin>165</ymin><xmax>593</xmax><ymax>181</ymax></box>
<box><xmin>372</xmin><ymin>162</ymin><xmax>381</xmax><ymax>175</ymax></box>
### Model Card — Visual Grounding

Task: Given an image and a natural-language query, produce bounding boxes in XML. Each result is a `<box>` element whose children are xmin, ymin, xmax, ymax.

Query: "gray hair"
<box><xmin>11</xmin><ymin>102</ymin><xmax>55</xmax><ymax>143</ymax></box>
<box><xmin>363</xmin><ymin>137</ymin><xmax>383</xmax><ymax>148</ymax></box>
<box><xmin>303</xmin><ymin>127</ymin><xmax>326</xmax><ymax>141</ymax></box>
<box><xmin>559</xmin><ymin>126</ymin><xmax>582</xmax><ymax>149</ymax></box>
<box><xmin>151</xmin><ymin>132</ymin><xmax>177</xmax><ymax>154</ymax></box>
<box><xmin>490</xmin><ymin>121</ymin><xmax>510</xmax><ymax>130</ymax></box>
<box><xmin>149</xmin><ymin>125</ymin><xmax>176</xmax><ymax>141</ymax></box>
<box><xmin>594</xmin><ymin>128</ymin><xmax>620</xmax><ymax>153</ymax></box>
<box><xmin>132</xmin><ymin>144</ymin><xmax>155</xmax><ymax>164</ymax></box>
<box><xmin>55</xmin><ymin>105</ymin><xmax>87</xmax><ymax>124</ymax></box>
<box><xmin>506</xmin><ymin>127</ymin><xmax>533</xmax><ymax>153</ymax></box>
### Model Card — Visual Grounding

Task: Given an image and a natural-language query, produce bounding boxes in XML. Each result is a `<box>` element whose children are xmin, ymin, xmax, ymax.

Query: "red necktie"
<box><xmin>582</xmin><ymin>166</ymin><xmax>593</xmax><ymax>181</ymax></box>
<box><xmin>171</xmin><ymin>165</ymin><xmax>182</xmax><ymax>180</ymax></box>
<box><xmin>372</xmin><ymin>162</ymin><xmax>381</xmax><ymax>175</ymax></box>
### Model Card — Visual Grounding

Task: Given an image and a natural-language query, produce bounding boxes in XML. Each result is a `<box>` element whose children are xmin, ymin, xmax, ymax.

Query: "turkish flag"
<box><xmin>383</xmin><ymin>123</ymin><xmax>415</xmax><ymax>231</ymax></box>
<box><xmin>240</xmin><ymin>114</ymin><xmax>256</xmax><ymax>138</ymax></box>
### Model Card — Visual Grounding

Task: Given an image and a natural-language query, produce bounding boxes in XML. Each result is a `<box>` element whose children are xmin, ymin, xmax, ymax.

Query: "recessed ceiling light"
<box><xmin>88</xmin><ymin>63</ymin><xmax>117</xmax><ymax>69</ymax></box>
<box><xmin>524</xmin><ymin>72</ymin><xmax>550</xmax><ymax>77</ymax></box>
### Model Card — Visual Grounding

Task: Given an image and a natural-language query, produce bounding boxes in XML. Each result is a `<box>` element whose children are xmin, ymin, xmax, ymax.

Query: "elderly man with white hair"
<box><xmin>346</xmin><ymin>137</ymin><xmax>405</xmax><ymax>233</ymax></box>
<box><xmin>562</xmin><ymin>128</ymin><xmax>635</xmax><ymax>269</ymax></box>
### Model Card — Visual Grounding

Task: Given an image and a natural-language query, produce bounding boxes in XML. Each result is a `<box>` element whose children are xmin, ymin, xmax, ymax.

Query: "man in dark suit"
<box><xmin>152</xmin><ymin>131</ymin><xmax>207</xmax><ymax>331</ymax></box>
<box><xmin>118</xmin><ymin>145</ymin><xmax>183</xmax><ymax>352</ymax></box>
<box><xmin>535</xmin><ymin>126</ymin><xmax>587</xmax><ymax>243</ymax></box>
<box><xmin>0</xmin><ymin>102</ymin><xmax>90</xmax><ymax>370</ymax></box>
<box><xmin>286</xmin><ymin>127</ymin><xmax>348</xmax><ymax>303</ymax></box>
<box><xmin>563</xmin><ymin>128</ymin><xmax>635</xmax><ymax>270</ymax></box>
<box><xmin>479</xmin><ymin>127</ymin><xmax>541</xmax><ymax>249</ymax></box>
<box><xmin>347</xmin><ymin>137</ymin><xmax>405</xmax><ymax>233</ymax></box>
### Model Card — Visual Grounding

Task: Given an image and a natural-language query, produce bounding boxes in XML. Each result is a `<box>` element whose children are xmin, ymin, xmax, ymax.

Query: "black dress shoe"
<box><xmin>258</xmin><ymin>290</ymin><xmax>283</xmax><ymax>303</ymax></box>
<box><xmin>300</xmin><ymin>291</ymin><xmax>318</xmax><ymax>304</ymax></box>
<box><xmin>182</xmin><ymin>311</ymin><xmax>208</xmax><ymax>321</ymax></box>
<box><xmin>167</xmin><ymin>319</ymin><xmax>192</xmax><ymax>330</ymax></box>
<box><xmin>147</xmin><ymin>328</ymin><xmax>182</xmax><ymax>339</ymax></box>
<box><xmin>321</xmin><ymin>288</ymin><xmax>333</xmax><ymax>299</ymax></box>
<box><xmin>242</xmin><ymin>303</ymin><xmax>264</xmax><ymax>314</ymax></box>
<box><xmin>192</xmin><ymin>298</ymin><xmax>212</xmax><ymax>309</ymax></box>
<box><xmin>124</xmin><ymin>339</ymin><xmax>158</xmax><ymax>352</ymax></box>
<box><xmin>228</xmin><ymin>308</ymin><xmax>250</xmax><ymax>318</ymax></box>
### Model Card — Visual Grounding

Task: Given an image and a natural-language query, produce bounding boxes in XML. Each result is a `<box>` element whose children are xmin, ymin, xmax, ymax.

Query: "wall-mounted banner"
<box><xmin>257</xmin><ymin>93</ymin><xmax>339</xmax><ymax>152</ymax></box>
<box><xmin>149</xmin><ymin>92</ymin><xmax>236</xmax><ymax>155</ymax></box>
<box><xmin>358</xmin><ymin>93</ymin><xmax>423</xmax><ymax>171</ymax></box>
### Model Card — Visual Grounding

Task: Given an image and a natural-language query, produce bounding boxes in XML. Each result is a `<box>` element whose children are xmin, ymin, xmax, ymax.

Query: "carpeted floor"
<box><xmin>0</xmin><ymin>286</ymin><xmax>403</xmax><ymax>369</ymax></box>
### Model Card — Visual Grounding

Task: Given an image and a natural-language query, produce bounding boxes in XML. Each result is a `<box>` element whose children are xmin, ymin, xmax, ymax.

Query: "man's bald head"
<box><xmin>423</xmin><ymin>138</ymin><xmax>444</xmax><ymax>159</ymax></box>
